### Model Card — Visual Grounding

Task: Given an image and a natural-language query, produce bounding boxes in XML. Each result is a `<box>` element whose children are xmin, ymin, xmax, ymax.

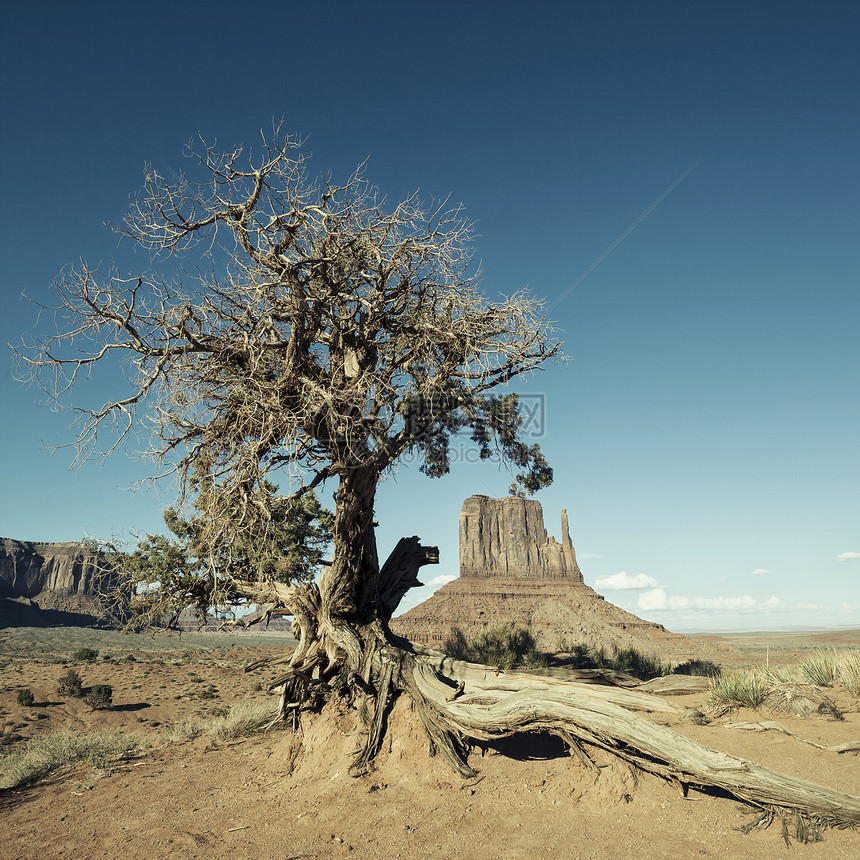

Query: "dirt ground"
<box><xmin>1</xmin><ymin>626</ymin><xmax>858</xmax><ymax>859</ymax></box>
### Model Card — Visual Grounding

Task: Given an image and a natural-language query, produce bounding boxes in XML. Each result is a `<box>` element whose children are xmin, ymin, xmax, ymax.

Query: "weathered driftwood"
<box><xmin>637</xmin><ymin>674</ymin><xmax>712</xmax><ymax>695</ymax></box>
<box><xmin>246</xmin><ymin>537</ymin><xmax>860</xmax><ymax>832</ymax></box>
<box><xmin>402</xmin><ymin>651</ymin><xmax>860</xmax><ymax>827</ymax></box>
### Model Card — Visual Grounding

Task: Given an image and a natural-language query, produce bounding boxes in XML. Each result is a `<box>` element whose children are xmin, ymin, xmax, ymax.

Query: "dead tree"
<box><xmin>16</xmin><ymin>126</ymin><xmax>859</xmax><ymax>831</ymax></box>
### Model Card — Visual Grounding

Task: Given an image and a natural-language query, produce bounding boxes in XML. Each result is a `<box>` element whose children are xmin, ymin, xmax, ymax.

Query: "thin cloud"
<box><xmin>427</xmin><ymin>574</ymin><xmax>457</xmax><ymax>588</ymax></box>
<box><xmin>637</xmin><ymin>590</ymin><xmax>773</xmax><ymax>613</ymax></box>
<box><xmin>595</xmin><ymin>571</ymin><xmax>658</xmax><ymax>591</ymax></box>
<box><xmin>667</xmin><ymin>595</ymin><xmax>757</xmax><ymax>611</ymax></box>
<box><xmin>637</xmin><ymin>589</ymin><xmax>667</xmax><ymax>611</ymax></box>
<box><xmin>837</xmin><ymin>552</ymin><xmax>860</xmax><ymax>562</ymax></box>
<box><xmin>751</xmin><ymin>568</ymin><xmax>773</xmax><ymax>575</ymax></box>
<box><xmin>579</xmin><ymin>553</ymin><xmax>607</xmax><ymax>560</ymax></box>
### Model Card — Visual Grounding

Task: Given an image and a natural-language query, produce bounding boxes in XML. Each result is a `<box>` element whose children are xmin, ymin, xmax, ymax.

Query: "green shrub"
<box><xmin>555</xmin><ymin>641</ymin><xmax>667</xmax><ymax>681</ymax></box>
<box><xmin>85</xmin><ymin>684</ymin><xmax>113</xmax><ymax>711</ymax></box>
<box><xmin>57</xmin><ymin>669</ymin><xmax>84</xmax><ymax>698</ymax></box>
<box><xmin>72</xmin><ymin>648</ymin><xmax>99</xmax><ymax>663</ymax></box>
<box><xmin>606</xmin><ymin>646</ymin><xmax>666</xmax><ymax>681</ymax></box>
<box><xmin>443</xmin><ymin>624</ymin><xmax>548</xmax><ymax>669</ymax></box>
<box><xmin>673</xmin><ymin>659</ymin><xmax>722</xmax><ymax>678</ymax></box>
<box><xmin>16</xmin><ymin>688</ymin><xmax>35</xmax><ymax>707</ymax></box>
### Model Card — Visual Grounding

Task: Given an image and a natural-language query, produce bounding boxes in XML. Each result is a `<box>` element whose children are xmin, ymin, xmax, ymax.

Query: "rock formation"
<box><xmin>459</xmin><ymin>495</ymin><xmax>582</xmax><ymax>580</ymax></box>
<box><xmin>0</xmin><ymin>538</ymin><xmax>117</xmax><ymax>626</ymax></box>
<box><xmin>392</xmin><ymin>496</ymin><xmax>734</xmax><ymax>663</ymax></box>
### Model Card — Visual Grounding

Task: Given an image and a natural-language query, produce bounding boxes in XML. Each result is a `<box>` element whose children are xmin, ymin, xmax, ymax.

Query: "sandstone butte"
<box><xmin>391</xmin><ymin>495</ymin><xmax>734</xmax><ymax>663</ymax></box>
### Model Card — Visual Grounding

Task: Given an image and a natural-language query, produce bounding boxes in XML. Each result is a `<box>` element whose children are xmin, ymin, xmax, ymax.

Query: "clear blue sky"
<box><xmin>2</xmin><ymin>1</ymin><xmax>857</xmax><ymax>631</ymax></box>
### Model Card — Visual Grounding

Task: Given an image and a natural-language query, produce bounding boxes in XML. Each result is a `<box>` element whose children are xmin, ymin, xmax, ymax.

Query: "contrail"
<box><xmin>549</xmin><ymin>162</ymin><xmax>697</xmax><ymax>312</ymax></box>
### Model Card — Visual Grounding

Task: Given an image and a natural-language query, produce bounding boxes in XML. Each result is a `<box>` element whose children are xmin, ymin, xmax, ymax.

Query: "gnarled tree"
<box><xmin>16</xmin><ymin>127</ymin><xmax>860</xmax><ymax>834</ymax></box>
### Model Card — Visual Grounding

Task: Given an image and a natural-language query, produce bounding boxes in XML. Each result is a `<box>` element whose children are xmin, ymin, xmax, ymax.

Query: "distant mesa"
<box><xmin>0</xmin><ymin>538</ymin><xmax>119</xmax><ymax>628</ymax></box>
<box><xmin>393</xmin><ymin>495</ymin><xmax>727</xmax><ymax>662</ymax></box>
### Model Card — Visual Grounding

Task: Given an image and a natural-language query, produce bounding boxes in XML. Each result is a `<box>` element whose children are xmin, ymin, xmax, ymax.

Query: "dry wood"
<box><xmin>406</xmin><ymin>655</ymin><xmax>860</xmax><ymax>827</ymax></box>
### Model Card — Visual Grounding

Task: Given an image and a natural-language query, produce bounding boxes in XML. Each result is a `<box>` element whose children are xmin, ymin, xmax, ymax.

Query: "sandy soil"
<box><xmin>1</xmin><ymin>627</ymin><xmax>858</xmax><ymax>859</ymax></box>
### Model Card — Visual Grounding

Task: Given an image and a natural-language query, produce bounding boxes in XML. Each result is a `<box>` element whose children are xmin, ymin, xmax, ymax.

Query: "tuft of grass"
<box><xmin>800</xmin><ymin>648</ymin><xmax>860</xmax><ymax>695</ymax></box>
<box><xmin>16</xmin><ymin>689</ymin><xmax>35</xmax><ymax>707</ymax></box>
<box><xmin>165</xmin><ymin>699</ymin><xmax>279</xmax><ymax>745</ymax></box>
<box><xmin>800</xmin><ymin>648</ymin><xmax>840</xmax><ymax>687</ymax></box>
<box><xmin>0</xmin><ymin>729</ymin><xmax>141</xmax><ymax>789</ymax></box>
<box><xmin>205</xmin><ymin>699</ymin><xmax>278</xmax><ymax>741</ymax></box>
<box><xmin>834</xmin><ymin>649</ymin><xmax>860</xmax><ymax>696</ymax></box>
<box><xmin>707</xmin><ymin>669</ymin><xmax>770</xmax><ymax>715</ymax></box>
<box><xmin>706</xmin><ymin>650</ymin><xmax>859</xmax><ymax>716</ymax></box>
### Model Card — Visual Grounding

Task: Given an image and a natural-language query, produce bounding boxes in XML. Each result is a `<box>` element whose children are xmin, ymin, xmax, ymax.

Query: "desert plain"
<box><xmin>1</xmin><ymin>624</ymin><xmax>858</xmax><ymax>860</ymax></box>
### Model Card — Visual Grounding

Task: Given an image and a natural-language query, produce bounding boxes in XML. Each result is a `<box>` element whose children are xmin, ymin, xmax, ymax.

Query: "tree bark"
<box><xmin>317</xmin><ymin>467</ymin><xmax>381</xmax><ymax>674</ymax></box>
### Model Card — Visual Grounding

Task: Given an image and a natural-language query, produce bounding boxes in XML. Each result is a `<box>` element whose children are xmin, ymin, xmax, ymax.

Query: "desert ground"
<box><xmin>1</xmin><ymin>625</ymin><xmax>858</xmax><ymax>859</ymax></box>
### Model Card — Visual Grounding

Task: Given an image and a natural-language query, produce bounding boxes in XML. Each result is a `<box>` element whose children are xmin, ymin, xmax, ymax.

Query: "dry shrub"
<box><xmin>1</xmin><ymin>729</ymin><xmax>141</xmax><ymax>789</ymax></box>
<box><xmin>165</xmin><ymin>698</ymin><xmax>278</xmax><ymax>745</ymax></box>
<box><xmin>205</xmin><ymin>699</ymin><xmax>278</xmax><ymax>741</ymax></box>
<box><xmin>762</xmin><ymin>684</ymin><xmax>842</xmax><ymax>719</ymax></box>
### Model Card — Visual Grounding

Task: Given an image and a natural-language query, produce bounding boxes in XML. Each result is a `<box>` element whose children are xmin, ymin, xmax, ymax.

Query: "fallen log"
<box><xmin>403</xmin><ymin>651</ymin><xmax>860</xmax><ymax>828</ymax></box>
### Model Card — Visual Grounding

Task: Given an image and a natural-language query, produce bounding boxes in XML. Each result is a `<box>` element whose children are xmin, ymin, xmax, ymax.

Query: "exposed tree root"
<box><xmin>401</xmin><ymin>650</ymin><xmax>860</xmax><ymax>829</ymax></box>
<box><xmin>243</xmin><ymin>537</ymin><xmax>860</xmax><ymax>834</ymax></box>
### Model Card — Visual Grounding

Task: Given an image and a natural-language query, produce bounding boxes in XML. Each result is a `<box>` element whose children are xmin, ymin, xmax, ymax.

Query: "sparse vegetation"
<box><xmin>556</xmin><ymin>642</ymin><xmax>669</xmax><ymax>681</ymax></box>
<box><xmin>85</xmin><ymin>684</ymin><xmax>113</xmax><ymax>710</ymax></box>
<box><xmin>707</xmin><ymin>650</ymin><xmax>859</xmax><ymax>716</ymax></box>
<box><xmin>57</xmin><ymin>669</ymin><xmax>84</xmax><ymax>698</ymax></box>
<box><xmin>72</xmin><ymin>648</ymin><xmax>99</xmax><ymax>663</ymax></box>
<box><xmin>673</xmin><ymin>659</ymin><xmax>722</xmax><ymax>678</ymax></box>
<box><xmin>443</xmin><ymin>625</ymin><xmax>548</xmax><ymax>669</ymax></box>
<box><xmin>165</xmin><ymin>699</ymin><xmax>278</xmax><ymax>745</ymax></box>
<box><xmin>800</xmin><ymin>648</ymin><xmax>860</xmax><ymax>695</ymax></box>
<box><xmin>16</xmin><ymin>688</ymin><xmax>34</xmax><ymax>707</ymax></box>
<box><xmin>707</xmin><ymin>669</ymin><xmax>771</xmax><ymax>714</ymax></box>
<box><xmin>0</xmin><ymin>729</ymin><xmax>141</xmax><ymax>789</ymax></box>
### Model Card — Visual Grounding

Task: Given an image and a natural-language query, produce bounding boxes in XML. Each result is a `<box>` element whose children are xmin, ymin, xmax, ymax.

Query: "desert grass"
<box><xmin>554</xmin><ymin>640</ymin><xmax>671</xmax><ymax>681</ymax></box>
<box><xmin>1</xmin><ymin>699</ymin><xmax>279</xmax><ymax>789</ymax></box>
<box><xmin>0</xmin><ymin>728</ymin><xmax>142</xmax><ymax>789</ymax></box>
<box><xmin>165</xmin><ymin>697</ymin><xmax>280</xmax><ymax>745</ymax></box>
<box><xmin>707</xmin><ymin>648</ymin><xmax>859</xmax><ymax>716</ymax></box>
<box><xmin>707</xmin><ymin>669</ymin><xmax>770</xmax><ymax>714</ymax></box>
<box><xmin>800</xmin><ymin>648</ymin><xmax>860</xmax><ymax>695</ymax></box>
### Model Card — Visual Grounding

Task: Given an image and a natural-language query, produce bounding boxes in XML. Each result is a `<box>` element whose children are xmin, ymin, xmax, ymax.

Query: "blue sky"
<box><xmin>1</xmin><ymin>1</ymin><xmax>857</xmax><ymax>631</ymax></box>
